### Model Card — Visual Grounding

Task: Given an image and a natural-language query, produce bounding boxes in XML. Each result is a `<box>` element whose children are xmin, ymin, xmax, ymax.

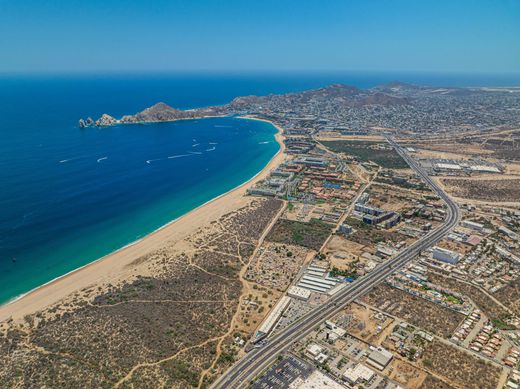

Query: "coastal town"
<box><xmin>2</xmin><ymin>82</ymin><xmax>520</xmax><ymax>389</ymax></box>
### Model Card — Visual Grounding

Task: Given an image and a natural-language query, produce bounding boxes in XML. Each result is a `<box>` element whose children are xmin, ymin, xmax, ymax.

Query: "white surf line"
<box><xmin>97</xmin><ymin>156</ymin><xmax>108</xmax><ymax>163</ymax></box>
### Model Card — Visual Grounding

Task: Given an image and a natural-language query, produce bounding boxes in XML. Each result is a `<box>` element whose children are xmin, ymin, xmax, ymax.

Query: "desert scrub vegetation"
<box><xmin>266</xmin><ymin>218</ymin><xmax>333</xmax><ymax>250</ymax></box>
<box><xmin>493</xmin><ymin>278</ymin><xmax>520</xmax><ymax>315</ymax></box>
<box><xmin>0</xmin><ymin>198</ymin><xmax>283</xmax><ymax>388</ymax></box>
<box><xmin>427</xmin><ymin>272</ymin><xmax>513</xmax><ymax>327</ymax></box>
<box><xmin>321</xmin><ymin>140</ymin><xmax>409</xmax><ymax>169</ymax></box>
<box><xmin>421</xmin><ymin>340</ymin><xmax>501</xmax><ymax>389</ymax></box>
<box><xmin>419</xmin><ymin>374</ymin><xmax>456</xmax><ymax>389</ymax></box>
<box><xmin>441</xmin><ymin>178</ymin><xmax>520</xmax><ymax>202</ymax></box>
<box><xmin>362</xmin><ymin>284</ymin><xmax>465</xmax><ymax>338</ymax></box>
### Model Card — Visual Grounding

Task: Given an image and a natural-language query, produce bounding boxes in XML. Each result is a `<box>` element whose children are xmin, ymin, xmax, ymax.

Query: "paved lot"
<box><xmin>252</xmin><ymin>354</ymin><xmax>314</xmax><ymax>389</ymax></box>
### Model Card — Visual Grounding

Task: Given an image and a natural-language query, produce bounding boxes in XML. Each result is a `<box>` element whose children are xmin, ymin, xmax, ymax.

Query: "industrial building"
<box><xmin>366</xmin><ymin>346</ymin><xmax>393</xmax><ymax>371</ymax></box>
<box><xmin>296</xmin><ymin>265</ymin><xmax>340</xmax><ymax>294</ymax></box>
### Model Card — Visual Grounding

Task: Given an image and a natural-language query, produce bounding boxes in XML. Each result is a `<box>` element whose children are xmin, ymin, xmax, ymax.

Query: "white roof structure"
<box><xmin>257</xmin><ymin>296</ymin><xmax>291</xmax><ymax>336</ymax></box>
<box><xmin>306</xmin><ymin>343</ymin><xmax>322</xmax><ymax>357</ymax></box>
<box><xmin>470</xmin><ymin>165</ymin><xmax>500</xmax><ymax>173</ymax></box>
<box><xmin>287</xmin><ymin>286</ymin><xmax>312</xmax><ymax>301</ymax></box>
<box><xmin>435</xmin><ymin>163</ymin><xmax>462</xmax><ymax>170</ymax></box>
<box><xmin>343</xmin><ymin>363</ymin><xmax>375</xmax><ymax>384</ymax></box>
<box><xmin>290</xmin><ymin>370</ymin><xmax>345</xmax><ymax>389</ymax></box>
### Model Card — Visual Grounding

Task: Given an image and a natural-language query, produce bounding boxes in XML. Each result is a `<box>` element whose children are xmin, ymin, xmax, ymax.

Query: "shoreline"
<box><xmin>0</xmin><ymin>116</ymin><xmax>285</xmax><ymax>323</ymax></box>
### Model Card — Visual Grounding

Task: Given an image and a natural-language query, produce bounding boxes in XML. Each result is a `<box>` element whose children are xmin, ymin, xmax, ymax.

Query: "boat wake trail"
<box><xmin>206</xmin><ymin>146</ymin><xmax>216</xmax><ymax>152</ymax></box>
<box><xmin>97</xmin><ymin>156</ymin><xmax>108</xmax><ymax>163</ymax></box>
<box><xmin>167</xmin><ymin>154</ymin><xmax>191</xmax><ymax>159</ymax></box>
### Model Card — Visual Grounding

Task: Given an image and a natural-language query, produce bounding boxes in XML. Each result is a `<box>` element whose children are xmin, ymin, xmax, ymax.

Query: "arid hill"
<box><xmin>80</xmin><ymin>84</ymin><xmax>409</xmax><ymax>127</ymax></box>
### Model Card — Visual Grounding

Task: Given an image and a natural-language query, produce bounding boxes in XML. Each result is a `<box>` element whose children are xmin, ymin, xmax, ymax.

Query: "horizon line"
<box><xmin>2</xmin><ymin>69</ymin><xmax>520</xmax><ymax>76</ymax></box>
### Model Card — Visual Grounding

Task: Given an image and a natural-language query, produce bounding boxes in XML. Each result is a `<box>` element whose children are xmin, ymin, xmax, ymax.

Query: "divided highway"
<box><xmin>212</xmin><ymin>138</ymin><xmax>460</xmax><ymax>389</ymax></box>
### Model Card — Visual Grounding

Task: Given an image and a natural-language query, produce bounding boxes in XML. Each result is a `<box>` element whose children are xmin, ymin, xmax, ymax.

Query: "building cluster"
<box><xmin>387</xmin><ymin>269</ymin><xmax>472</xmax><ymax>315</ymax></box>
<box><xmin>247</xmin><ymin>168</ymin><xmax>295</xmax><ymax>197</ymax></box>
<box><xmin>226</xmin><ymin>83</ymin><xmax>520</xmax><ymax>137</ymax></box>
<box><xmin>388</xmin><ymin>322</ymin><xmax>434</xmax><ymax>361</ymax></box>
<box><xmin>451</xmin><ymin>309</ymin><xmax>482</xmax><ymax>344</ymax></box>
<box><xmin>354</xmin><ymin>202</ymin><xmax>401</xmax><ymax>228</ymax></box>
<box><xmin>235</xmin><ymin>83</ymin><xmax>520</xmax><ymax>387</ymax></box>
<box><xmin>421</xmin><ymin>208</ymin><xmax>520</xmax><ymax>296</ymax></box>
<box><xmin>468</xmin><ymin>323</ymin><xmax>504</xmax><ymax>358</ymax></box>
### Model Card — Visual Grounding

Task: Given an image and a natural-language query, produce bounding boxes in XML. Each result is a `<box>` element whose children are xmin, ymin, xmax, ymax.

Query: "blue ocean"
<box><xmin>1</xmin><ymin>72</ymin><xmax>519</xmax><ymax>304</ymax></box>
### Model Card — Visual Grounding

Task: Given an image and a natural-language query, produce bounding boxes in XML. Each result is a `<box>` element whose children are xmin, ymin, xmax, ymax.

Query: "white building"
<box><xmin>462</xmin><ymin>220</ymin><xmax>484</xmax><ymax>232</ymax></box>
<box><xmin>343</xmin><ymin>363</ymin><xmax>375</xmax><ymax>384</ymax></box>
<box><xmin>433</xmin><ymin>247</ymin><xmax>460</xmax><ymax>264</ymax></box>
<box><xmin>306</xmin><ymin>343</ymin><xmax>322</xmax><ymax>358</ymax></box>
<box><xmin>254</xmin><ymin>296</ymin><xmax>291</xmax><ymax>341</ymax></box>
<box><xmin>290</xmin><ymin>370</ymin><xmax>344</xmax><ymax>389</ymax></box>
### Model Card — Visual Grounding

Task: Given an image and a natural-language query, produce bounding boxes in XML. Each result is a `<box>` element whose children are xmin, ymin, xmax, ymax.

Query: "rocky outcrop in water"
<box><xmin>78</xmin><ymin>117</ymin><xmax>94</xmax><ymax>128</ymax></box>
<box><xmin>120</xmin><ymin>102</ymin><xmax>198</xmax><ymax>123</ymax></box>
<box><xmin>95</xmin><ymin>114</ymin><xmax>118</xmax><ymax>127</ymax></box>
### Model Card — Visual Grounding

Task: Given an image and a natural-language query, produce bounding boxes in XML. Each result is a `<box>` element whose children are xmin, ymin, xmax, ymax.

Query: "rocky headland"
<box><xmin>78</xmin><ymin>83</ymin><xmax>410</xmax><ymax>128</ymax></box>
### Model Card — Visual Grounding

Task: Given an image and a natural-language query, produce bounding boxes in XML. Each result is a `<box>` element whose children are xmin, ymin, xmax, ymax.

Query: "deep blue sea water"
<box><xmin>0</xmin><ymin>72</ymin><xmax>519</xmax><ymax>304</ymax></box>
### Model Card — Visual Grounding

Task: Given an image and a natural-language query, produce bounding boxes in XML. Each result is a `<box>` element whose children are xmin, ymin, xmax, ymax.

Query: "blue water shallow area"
<box><xmin>0</xmin><ymin>111</ymin><xmax>278</xmax><ymax>304</ymax></box>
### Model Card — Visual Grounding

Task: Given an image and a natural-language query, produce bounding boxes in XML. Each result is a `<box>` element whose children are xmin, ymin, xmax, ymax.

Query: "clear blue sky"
<box><xmin>1</xmin><ymin>0</ymin><xmax>519</xmax><ymax>73</ymax></box>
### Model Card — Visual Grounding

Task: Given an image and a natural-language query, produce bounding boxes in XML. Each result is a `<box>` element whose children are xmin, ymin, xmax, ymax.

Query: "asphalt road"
<box><xmin>212</xmin><ymin>138</ymin><xmax>460</xmax><ymax>389</ymax></box>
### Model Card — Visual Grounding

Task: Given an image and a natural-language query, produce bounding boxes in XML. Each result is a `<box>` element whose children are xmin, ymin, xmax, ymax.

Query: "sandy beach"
<box><xmin>0</xmin><ymin>118</ymin><xmax>285</xmax><ymax>323</ymax></box>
